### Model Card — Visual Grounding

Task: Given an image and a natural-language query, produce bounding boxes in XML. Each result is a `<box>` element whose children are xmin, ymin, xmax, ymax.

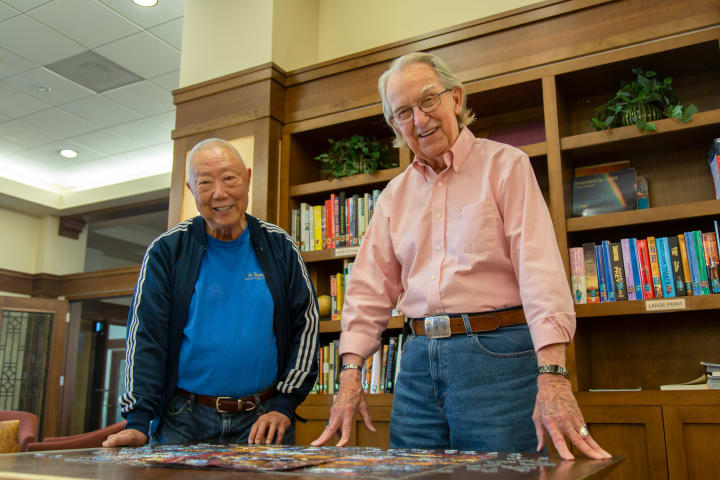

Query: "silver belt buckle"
<box><xmin>424</xmin><ymin>315</ymin><xmax>451</xmax><ymax>338</ymax></box>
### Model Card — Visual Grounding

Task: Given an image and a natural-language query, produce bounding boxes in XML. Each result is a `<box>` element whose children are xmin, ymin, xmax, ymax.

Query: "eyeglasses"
<box><xmin>390</xmin><ymin>88</ymin><xmax>452</xmax><ymax>125</ymax></box>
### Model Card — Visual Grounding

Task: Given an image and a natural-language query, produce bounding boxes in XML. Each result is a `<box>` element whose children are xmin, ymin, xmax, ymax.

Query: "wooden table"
<box><xmin>0</xmin><ymin>448</ymin><xmax>622</xmax><ymax>480</ymax></box>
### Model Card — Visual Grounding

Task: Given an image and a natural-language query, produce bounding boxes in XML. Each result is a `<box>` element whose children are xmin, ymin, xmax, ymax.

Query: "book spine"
<box><xmin>596</xmin><ymin>245</ymin><xmax>608</xmax><ymax>302</ymax></box>
<box><xmin>324</xmin><ymin>199</ymin><xmax>333</xmax><ymax>249</ymax></box>
<box><xmin>637</xmin><ymin>239</ymin><xmax>654</xmax><ymax>299</ymax></box>
<box><xmin>668</xmin><ymin>235</ymin><xmax>687</xmax><ymax>296</ymax></box>
<box><xmin>685</xmin><ymin>232</ymin><xmax>701</xmax><ymax>295</ymax></box>
<box><xmin>678</xmin><ymin>234</ymin><xmax>694</xmax><ymax>295</ymax></box>
<box><xmin>582</xmin><ymin>243</ymin><xmax>599</xmax><ymax>303</ymax></box>
<box><xmin>693</xmin><ymin>230</ymin><xmax>710</xmax><ymax>294</ymax></box>
<box><xmin>629</xmin><ymin>238</ymin><xmax>644</xmax><ymax>300</ymax></box>
<box><xmin>569</xmin><ymin>247</ymin><xmax>587</xmax><ymax>304</ymax></box>
<box><xmin>610</xmin><ymin>242</ymin><xmax>627</xmax><ymax>301</ymax></box>
<box><xmin>621</xmin><ymin>238</ymin><xmax>636</xmax><ymax>300</ymax></box>
<box><xmin>647</xmin><ymin>236</ymin><xmax>663</xmax><ymax>298</ymax></box>
<box><xmin>330</xmin><ymin>274</ymin><xmax>338</xmax><ymax>321</ymax></box>
<box><xmin>338</xmin><ymin>192</ymin><xmax>346</xmax><ymax>247</ymax></box>
<box><xmin>702</xmin><ymin>232</ymin><xmax>720</xmax><ymax>293</ymax></box>
<box><xmin>332</xmin><ymin>193</ymin><xmax>340</xmax><ymax>248</ymax></box>
<box><xmin>601</xmin><ymin>240</ymin><xmax>616</xmax><ymax>301</ymax></box>
<box><xmin>385</xmin><ymin>337</ymin><xmax>397</xmax><ymax>393</ymax></box>
<box><xmin>656</xmin><ymin>237</ymin><xmax>676</xmax><ymax>298</ymax></box>
<box><xmin>313</xmin><ymin>205</ymin><xmax>322</xmax><ymax>250</ymax></box>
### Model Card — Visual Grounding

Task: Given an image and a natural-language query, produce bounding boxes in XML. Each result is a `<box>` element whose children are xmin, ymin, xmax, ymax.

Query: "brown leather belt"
<box><xmin>411</xmin><ymin>308</ymin><xmax>526</xmax><ymax>336</ymax></box>
<box><xmin>177</xmin><ymin>387</ymin><xmax>275</xmax><ymax>413</ymax></box>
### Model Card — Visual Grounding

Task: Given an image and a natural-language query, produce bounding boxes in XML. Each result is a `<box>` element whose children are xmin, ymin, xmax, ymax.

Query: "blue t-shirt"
<box><xmin>177</xmin><ymin>228</ymin><xmax>277</xmax><ymax>397</ymax></box>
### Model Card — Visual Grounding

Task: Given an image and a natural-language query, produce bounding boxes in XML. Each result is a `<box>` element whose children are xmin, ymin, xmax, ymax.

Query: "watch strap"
<box><xmin>537</xmin><ymin>364</ymin><xmax>569</xmax><ymax>379</ymax></box>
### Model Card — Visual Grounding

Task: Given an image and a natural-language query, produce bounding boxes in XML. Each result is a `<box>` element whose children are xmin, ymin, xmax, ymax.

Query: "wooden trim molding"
<box><xmin>0</xmin><ymin>267</ymin><xmax>139</xmax><ymax>300</ymax></box>
<box><xmin>58</xmin><ymin>217</ymin><xmax>86</xmax><ymax>239</ymax></box>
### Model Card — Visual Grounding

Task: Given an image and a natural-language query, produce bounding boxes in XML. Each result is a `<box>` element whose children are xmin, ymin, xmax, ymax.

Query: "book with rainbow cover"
<box><xmin>572</xmin><ymin>168</ymin><xmax>637</xmax><ymax>217</ymax></box>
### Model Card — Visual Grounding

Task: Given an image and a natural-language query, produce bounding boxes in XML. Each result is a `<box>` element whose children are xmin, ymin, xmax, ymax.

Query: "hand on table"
<box><xmin>102</xmin><ymin>429</ymin><xmax>148</xmax><ymax>447</ymax></box>
<box><xmin>248</xmin><ymin>411</ymin><xmax>291</xmax><ymax>444</ymax></box>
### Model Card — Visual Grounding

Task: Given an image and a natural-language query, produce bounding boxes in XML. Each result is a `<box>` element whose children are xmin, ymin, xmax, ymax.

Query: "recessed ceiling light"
<box><xmin>34</xmin><ymin>85</ymin><xmax>52</xmax><ymax>93</ymax></box>
<box><xmin>60</xmin><ymin>149</ymin><xmax>78</xmax><ymax>159</ymax></box>
<box><xmin>132</xmin><ymin>0</ymin><xmax>158</xmax><ymax>6</ymax></box>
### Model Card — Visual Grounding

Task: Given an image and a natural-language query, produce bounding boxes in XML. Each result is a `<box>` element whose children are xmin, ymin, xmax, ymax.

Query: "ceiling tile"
<box><xmin>0</xmin><ymin>14</ymin><xmax>85</xmax><ymax>65</ymax></box>
<box><xmin>98</xmin><ymin>0</ymin><xmax>184</xmax><ymax>28</ymax></box>
<box><xmin>149</xmin><ymin>69</ymin><xmax>178</xmax><ymax>91</ymax></box>
<box><xmin>94</xmin><ymin>31</ymin><xmax>180</xmax><ymax>79</ymax></box>
<box><xmin>106</xmin><ymin>118</ymin><xmax>171</xmax><ymax>146</ymax></box>
<box><xmin>2</xmin><ymin>0</ymin><xmax>49</xmax><ymax>12</ymax></box>
<box><xmin>21</xmin><ymin>107</ymin><xmax>98</xmax><ymax>137</ymax></box>
<box><xmin>0</xmin><ymin>119</ymin><xmax>61</xmax><ymax>147</ymax></box>
<box><xmin>0</xmin><ymin>84</ymin><xmax>50</xmax><ymax>117</ymax></box>
<box><xmin>70</xmin><ymin>128</ymin><xmax>143</xmax><ymax>155</ymax></box>
<box><xmin>0</xmin><ymin>46</ymin><xmax>35</xmax><ymax>80</ymax></box>
<box><xmin>60</xmin><ymin>95</ymin><xmax>142</xmax><ymax>127</ymax></box>
<box><xmin>147</xmin><ymin>110</ymin><xmax>175</xmax><ymax>130</ymax></box>
<box><xmin>17</xmin><ymin>138</ymin><xmax>104</xmax><ymax>167</ymax></box>
<box><xmin>28</xmin><ymin>0</ymin><xmax>141</xmax><ymax>49</ymax></box>
<box><xmin>0</xmin><ymin>112</ymin><xmax>9</xmax><ymax>122</ymax></box>
<box><xmin>103</xmin><ymin>80</ymin><xmax>173</xmax><ymax>116</ymax></box>
<box><xmin>0</xmin><ymin>138</ymin><xmax>23</xmax><ymax>155</ymax></box>
<box><xmin>0</xmin><ymin>1</ymin><xmax>19</xmax><ymax>21</ymax></box>
<box><xmin>2</xmin><ymin>67</ymin><xmax>94</xmax><ymax>106</ymax></box>
<box><xmin>149</xmin><ymin>17</ymin><xmax>182</xmax><ymax>49</ymax></box>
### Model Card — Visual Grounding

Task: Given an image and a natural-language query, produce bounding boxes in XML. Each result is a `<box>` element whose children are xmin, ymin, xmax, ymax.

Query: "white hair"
<box><xmin>185</xmin><ymin>138</ymin><xmax>247</xmax><ymax>189</ymax></box>
<box><xmin>378</xmin><ymin>52</ymin><xmax>475</xmax><ymax>148</ymax></box>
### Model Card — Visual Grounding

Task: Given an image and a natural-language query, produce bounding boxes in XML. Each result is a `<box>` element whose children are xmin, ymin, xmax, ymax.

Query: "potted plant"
<box><xmin>590</xmin><ymin>68</ymin><xmax>697</xmax><ymax>132</ymax></box>
<box><xmin>314</xmin><ymin>134</ymin><xmax>396</xmax><ymax>179</ymax></box>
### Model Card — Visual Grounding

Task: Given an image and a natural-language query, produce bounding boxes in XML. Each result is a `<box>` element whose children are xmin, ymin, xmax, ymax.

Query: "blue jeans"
<box><xmin>151</xmin><ymin>392</ymin><xmax>295</xmax><ymax>445</ymax></box>
<box><xmin>389</xmin><ymin>323</ymin><xmax>537</xmax><ymax>451</ymax></box>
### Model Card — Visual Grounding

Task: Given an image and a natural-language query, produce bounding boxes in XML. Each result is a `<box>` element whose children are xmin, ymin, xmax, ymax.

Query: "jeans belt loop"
<box><xmin>409</xmin><ymin>318</ymin><xmax>417</xmax><ymax>336</ymax></box>
<box><xmin>461</xmin><ymin>313</ymin><xmax>473</xmax><ymax>336</ymax></box>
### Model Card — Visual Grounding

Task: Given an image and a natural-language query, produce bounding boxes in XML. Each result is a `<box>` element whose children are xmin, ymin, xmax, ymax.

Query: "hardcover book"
<box><xmin>684</xmin><ymin>232</ymin><xmax>701</xmax><ymax>295</ymax></box>
<box><xmin>668</xmin><ymin>236</ymin><xmax>687</xmax><ymax>296</ymax></box>
<box><xmin>628</xmin><ymin>238</ymin><xmax>644</xmax><ymax>300</ymax></box>
<box><xmin>601</xmin><ymin>240</ymin><xmax>616</xmax><ymax>301</ymax></box>
<box><xmin>610</xmin><ymin>242</ymin><xmax>628</xmax><ymax>301</ymax></box>
<box><xmin>677</xmin><ymin>234</ymin><xmax>693</xmax><ymax>295</ymax></box>
<box><xmin>656</xmin><ymin>237</ymin><xmax>676</xmax><ymax>298</ymax></box>
<box><xmin>621</xmin><ymin>238</ymin><xmax>636</xmax><ymax>300</ymax></box>
<box><xmin>595</xmin><ymin>244</ymin><xmax>608</xmax><ymax>302</ymax></box>
<box><xmin>647</xmin><ymin>237</ymin><xmax>664</xmax><ymax>298</ymax></box>
<box><xmin>582</xmin><ymin>242</ymin><xmax>600</xmax><ymax>303</ymax></box>
<box><xmin>572</xmin><ymin>168</ymin><xmax>637</xmax><ymax>217</ymax></box>
<box><xmin>692</xmin><ymin>230</ymin><xmax>710</xmax><ymax>294</ymax></box>
<box><xmin>702</xmin><ymin>232</ymin><xmax>720</xmax><ymax>293</ymax></box>
<box><xmin>636</xmin><ymin>239</ymin><xmax>654</xmax><ymax>299</ymax></box>
<box><xmin>569</xmin><ymin>247</ymin><xmax>587</xmax><ymax>304</ymax></box>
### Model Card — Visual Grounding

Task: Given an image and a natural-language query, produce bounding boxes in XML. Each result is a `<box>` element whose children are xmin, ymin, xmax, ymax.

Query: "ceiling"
<box><xmin>0</xmin><ymin>0</ymin><xmax>183</xmax><ymax>202</ymax></box>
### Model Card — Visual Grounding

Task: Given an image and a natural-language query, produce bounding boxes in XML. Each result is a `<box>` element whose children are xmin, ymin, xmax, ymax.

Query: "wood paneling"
<box><xmin>664</xmin><ymin>406</ymin><xmax>720</xmax><ymax>480</ymax></box>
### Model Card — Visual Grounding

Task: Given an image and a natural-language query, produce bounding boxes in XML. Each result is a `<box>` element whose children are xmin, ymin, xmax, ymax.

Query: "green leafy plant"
<box><xmin>590</xmin><ymin>68</ymin><xmax>698</xmax><ymax>132</ymax></box>
<box><xmin>314</xmin><ymin>134</ymin><xmax>396</xmax><ymax>179</ymax></box>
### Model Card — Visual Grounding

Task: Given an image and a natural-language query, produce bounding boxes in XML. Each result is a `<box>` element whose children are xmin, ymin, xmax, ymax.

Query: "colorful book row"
<box><xmin>569</xmin><ymin>225</ymin><xmax>720</xmax><ymax>304</ymax></box>
<box><xmin>291</xmin><ymin>189</ymin><xmax>382</xmax><ymax>252</ymax></box>
<box><xmin>328</xmin><ymin>260</ymin><xmax>353</xmax><ymax>321</ymax></box>
<box><xmin>311</xmin><ymin>335</ymin><xmax>404</xmax><ymax>395</ymax></box>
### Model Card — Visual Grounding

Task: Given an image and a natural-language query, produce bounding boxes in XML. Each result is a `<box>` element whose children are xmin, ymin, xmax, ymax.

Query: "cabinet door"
<box><xmin>295</xmin><ymin>402</ymin><xmax>391</xmax><ymax>447</ymax></box>
<box><xmin>664</xmin><ymin>405</ymin><xmax>720</xmax><ymax>480</ymax></box>
<box><xmin>577</xmin><ymin>405</ymin><xmax>667</xmax><ymax>480</ymax></box>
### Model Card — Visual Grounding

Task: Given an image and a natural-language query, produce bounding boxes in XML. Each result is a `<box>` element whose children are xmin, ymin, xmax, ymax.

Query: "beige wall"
<box><xmin>180</xmin><ymin>0</ymin><xmax>274</xmax><ymax>87</ymax></box>
<box><xmin>272</xmin><ymin>0</ymin><xmax>319</xmax><ymax>71</ymax></box>
<box><xmin>318</xmin><ymin>0</ymin><xmax>541</xmax><ymax>63</ymax></box>
<box><xmin>0</xmin><ymin>207</ymin><xmax>86</xmax><ymax>275</ymax></box>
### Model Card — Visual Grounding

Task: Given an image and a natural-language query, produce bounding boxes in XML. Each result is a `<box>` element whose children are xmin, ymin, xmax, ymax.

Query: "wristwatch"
<box><xmin>537</xmin><ymin>364</ymin><xmax>569</xmax><ymax>379</ymax></box>
<box><xmin>341</xmin><ymin>363</ymin><xmax>363</xmax><ymax>372</ymax></box>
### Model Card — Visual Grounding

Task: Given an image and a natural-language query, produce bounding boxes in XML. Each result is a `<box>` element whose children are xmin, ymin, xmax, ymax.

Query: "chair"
<box><xmin>0</xmin><ymin>410</ymin><xmax>39</xmax><ymax>452</ymax></box>
<box><xmin>26</xmin><ymin>420</ymin><xmax>127</xmax><ymax>452</ymax></box>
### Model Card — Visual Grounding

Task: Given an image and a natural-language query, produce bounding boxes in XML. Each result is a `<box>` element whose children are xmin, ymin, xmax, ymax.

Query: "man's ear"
<box><xmin>452</xmin><ymin>86</ymin><xmax>463</xmax><ymax>116</ymax></box>
<box><xmin>247</xmin><ymin>168</ymin><xmax>252</xmax><ymax>184</ymax></box>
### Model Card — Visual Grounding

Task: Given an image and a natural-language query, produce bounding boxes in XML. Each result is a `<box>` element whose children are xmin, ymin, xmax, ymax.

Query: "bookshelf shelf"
<box><xmin>519</xmin><ymin>141</ymin><xmax>547</xmax><ymax>158</ymax></box>
<box><xmin>575</xmin><ymin>295</ymin><xmax>720</xmax><ymax>318</ymax></box>
<box><xmin>290</xmin><ymin>166</ymin><xmax>406</xmax><ymax>197</ymax></box>
<box><xmin>560</xmin><ymin>109</ymin><xmax>720</xmax><ymax>152</ymax></box>
<box><xmin>301</xmin><ymin>393</ymin><xmax>394</xmax><ymax>406</ymax></box>
<box><xmin>566</xmin><ymin>199</ymin><xmax>720</xmax><ymax>232</ymax></box>
<box><xmin>301</xmin><ymin>247</ymin><xmax>360</xmax><ymax>263</ymax></box>
<box><xmin>576</xmin><ymin>390</ymin><xmax>720</xmax><ymax>406</ymax></box>
<box><xmin>319</xmin><ymin>315</ymin><xmax>405</xmax><ymax>333</ymax></box>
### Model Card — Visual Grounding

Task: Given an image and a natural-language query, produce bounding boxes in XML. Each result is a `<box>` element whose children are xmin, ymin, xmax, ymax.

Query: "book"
<box><xmin>708</xmin><ymin>138</ymin><xmax>720</xmax><ymax>199</ymax></box>
<box><xmin>582</xmin><ymin>242</ymin><xmax>600</xmax><ymax>303</ymax></box>
<box><xmin>659</xmin><ymin>374</ymin><xmax>709</xmax><ymax>390</ymax></box>
<box><xmin>610</xmin><ymin>242</ymin><xmax>627</xmax><ymax>301</ymax></box>
<box><xmin>601</xmin><ymin>240</ymin><xmax>616</xmax><ymax>301</ymax></box>
<box><xmin>621</xmin><ymin>238</ymin><xmax>637</xmax><ymax>300</ymax></box>
<box><xmin>656</xmin><ymin>237</ymin><xmax>675</xmax><ymax>298</ymax></box>
<box><xmin>692</xmin><ymin>230</ymin><xmax>710</xmax><ymax>295</ymax></box>
<box><xmin>569</xmin><ymin>247</ymin><xmax>587</xmax><ymax>304</ymax></box>
<box><xmin>667</xmin><ymin>236</ymin><xmax>687</xmax><ymax>296</ymax></box>
<box><xmin>628</xmin><ymin>238</ymin><xmax>644</xmax><ymax>301</ymax></box>
<box><xmin>684</xmin><ymin>232</ymin><xmax>702</xmax><ymax>295</ymax></box>
<box><xmin>595</xmin><ymin>244</ymin><xmax>609</xmax><ymax>302</ymax></box>
<box><xmin>572</xmin><ymin>167</ymin><xmax>637</xmax><ymax>217</ymax></box>
<box><xmin>636</xmin><ymin>238</ymin><xmax>654</xmax><ymax>299</ymax></box>
<box><xmin>574</xmin><ymin>160</ymin><xmax>630</xmax><ymax>177</ymax></box>
<box><xmin>702</xmin><ymin>232</ymin><xmax>720</xmax><ymax>293</ymax></box>
<box><xmin>677</xmin><ymin>234</ymin><xmax>693</xmax><ymax>295</ymax></box>
<box><xmin>647</xmin><ymin>237</ymin><xmax>663</xmax><ymax>298</ymax></box>
<box><xmin>637</xmin><ymin>175</ymin><xmax>649</xmax><ymax>209</ymax></box>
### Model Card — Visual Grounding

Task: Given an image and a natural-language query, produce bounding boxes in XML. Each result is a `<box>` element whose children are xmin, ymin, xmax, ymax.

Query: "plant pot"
<box><xmin>621</xmin><ymin>103</ymin><xmax>662</xmax><ymax>127</ymax></box>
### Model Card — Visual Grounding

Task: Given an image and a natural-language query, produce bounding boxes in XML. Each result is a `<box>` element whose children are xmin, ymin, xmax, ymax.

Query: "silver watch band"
<box><xmin>537</xmin><ymin>364</ymin><xmax>569</xmax><ymax>379</ymax></box>
<box><xmin>341</xmin><ymin>363</ymin><xmax>363</xmax><ymax>371</ymax></box>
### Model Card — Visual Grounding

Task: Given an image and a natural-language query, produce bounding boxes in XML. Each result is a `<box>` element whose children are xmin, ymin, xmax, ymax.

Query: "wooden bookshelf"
<box><xmin>290</xmin><ymin>166</ymin><xmax>406</xmax><ymax>197</ymax></box>
<box><xmin>319</xmin><ymin>315</ymin><xmax>405</xmax><ymax>333</ymax></box>
<box><xmin>301</xmin><ymin>247</ymin><xmax>360</xmax><ymax>263</ymax></box>
<box><xmin>566</xmin><ymin>199</ymin><xmax>720</xmax><ymax>232</ymax></box>
<box><xmin>575</xmin><ymin>295</ymin><xmax>720</xmax><ymax>318</ymax></box>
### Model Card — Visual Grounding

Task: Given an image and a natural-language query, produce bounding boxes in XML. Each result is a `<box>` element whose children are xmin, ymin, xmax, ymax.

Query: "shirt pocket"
<box><xmin>455</xmin><ymin>200</ymin><xmax>499</xmax><ymax>253</ymax></box>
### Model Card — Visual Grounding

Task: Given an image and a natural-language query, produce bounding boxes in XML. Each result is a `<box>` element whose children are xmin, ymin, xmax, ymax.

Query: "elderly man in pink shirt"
<box><xmin>311</xmin><ymin>52</ymin><xmax>610</xmax><ymax>460</ymax></box>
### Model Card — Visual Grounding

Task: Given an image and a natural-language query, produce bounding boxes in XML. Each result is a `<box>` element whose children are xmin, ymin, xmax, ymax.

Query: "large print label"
<box><xmin>335</xmin><ymin>246</ymin><xmax>360</xmax><ymax>257</ymax></box>
<box><xmin>645</xmin><ymin>298</ymin><xmax>686</xmax><ymax>311</ymax></box>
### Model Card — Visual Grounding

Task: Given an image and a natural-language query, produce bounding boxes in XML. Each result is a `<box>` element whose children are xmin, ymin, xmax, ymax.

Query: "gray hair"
<box><xmin>185</xmin><ymin>138</ymin><xmax>246</xmax><ymax>189</ymax></box>
<box><xmin>378</xmin><ymin>52</ymin><xmax>475</xmax><ymax>148</ymax></box>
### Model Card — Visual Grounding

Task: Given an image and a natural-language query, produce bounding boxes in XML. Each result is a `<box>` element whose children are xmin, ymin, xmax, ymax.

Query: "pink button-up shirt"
<box><xmin>339</xmin><ymin>128</ymin><xmax>575</xmax><ymax>359</ymax></box>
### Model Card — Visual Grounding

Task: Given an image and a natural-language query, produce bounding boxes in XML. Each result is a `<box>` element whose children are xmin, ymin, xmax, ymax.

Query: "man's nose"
<box><xmin>412</xmin><ymin>105</ymin><xmax>429</xmax><ymax>126</ymax></box>
<box><xmin>211</xmin><ymin>183</ymin><xmax>227</xmax><ymax>198</ymax></box>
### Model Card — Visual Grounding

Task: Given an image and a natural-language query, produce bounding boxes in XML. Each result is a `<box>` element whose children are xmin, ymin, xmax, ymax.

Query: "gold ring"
<box><xmin>579</xmin><ymin>424</ymin><xmax>589</xmax><ymax>437</ymax></box>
